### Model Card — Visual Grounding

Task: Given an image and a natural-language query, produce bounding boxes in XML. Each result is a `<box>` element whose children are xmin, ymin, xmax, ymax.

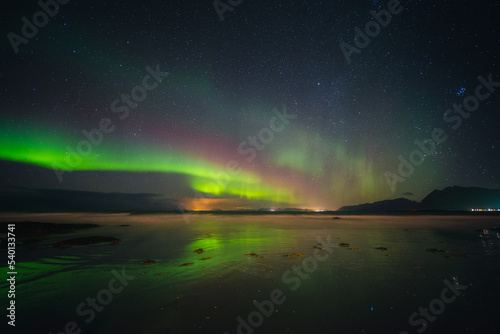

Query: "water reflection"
<box><xmin>2</xmin><ymin>214</ymin><xmax>499</xmax><ymax>333</ymax></box>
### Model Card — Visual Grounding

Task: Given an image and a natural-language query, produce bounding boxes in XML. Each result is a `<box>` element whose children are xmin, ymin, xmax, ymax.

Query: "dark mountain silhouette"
<box><xmin>337</xmin><ymin>186</ymin><xmax>500</xmax><ymax>212</ymax></box>
<box><xmin>419</xmin><ymin>186</ymin><xmax>500</xmax><ymax>211</ymax></box>
<box><xmin>337</xmin><ymin>198</ymin><xmax>418</xmax><ymax>212</ymax></box>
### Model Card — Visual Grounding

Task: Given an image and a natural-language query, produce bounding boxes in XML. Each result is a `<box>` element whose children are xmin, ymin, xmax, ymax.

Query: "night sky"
<box><xmin>1</xmin><ymin>0</ymin><xmax>499</xmax><ymax>212</ymax></box>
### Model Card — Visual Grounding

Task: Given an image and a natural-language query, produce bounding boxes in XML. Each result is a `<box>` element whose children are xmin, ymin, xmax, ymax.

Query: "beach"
<box><xmin>1</xmin><ymin>214</ymin><xmax>499</xmax><ymax>333</ymax></box>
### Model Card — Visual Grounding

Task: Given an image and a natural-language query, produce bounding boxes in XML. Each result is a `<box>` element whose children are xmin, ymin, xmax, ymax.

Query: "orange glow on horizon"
<box><xmin>180</xmin><ymin>197</ymin><xmax>332</xmax><ymax>211</ymax></box>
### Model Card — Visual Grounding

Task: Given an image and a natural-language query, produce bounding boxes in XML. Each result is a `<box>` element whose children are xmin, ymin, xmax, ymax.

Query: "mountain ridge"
<box><xmin>337</xmin><ymin>186</ymin><xmax>500</xmax><ymax>212</ymax></box>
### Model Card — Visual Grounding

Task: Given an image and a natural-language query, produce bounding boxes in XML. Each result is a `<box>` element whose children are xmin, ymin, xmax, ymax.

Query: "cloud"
<box><xmin>402</xmin><ymin>192</ymin><xmax>414</xmax><ymax>196</ymax></box>
<box><xmin>0</xmin><ymin>187</ymin><xmax>180</xmax><ymax>213</ymax></box>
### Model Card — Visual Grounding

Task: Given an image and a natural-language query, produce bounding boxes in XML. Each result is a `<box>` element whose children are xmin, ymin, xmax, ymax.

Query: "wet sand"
<box><xmin>1</xmin><ymin>214</ymin><xmax>499</xmax><ymax>333</ymax></box>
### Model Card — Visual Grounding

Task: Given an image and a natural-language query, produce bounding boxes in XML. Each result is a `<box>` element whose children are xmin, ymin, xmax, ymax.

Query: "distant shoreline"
<box><xmin>2</xmin><ymin>210</ymin><xmax>500</xmax><ymax>217</ymax></box>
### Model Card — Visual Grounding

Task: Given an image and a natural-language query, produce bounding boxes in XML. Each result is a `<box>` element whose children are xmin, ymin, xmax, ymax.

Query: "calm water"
<box><xmin>1</xmin><ymin>214</ymin><xmax>500</xmax><ymax>334</ymax></box>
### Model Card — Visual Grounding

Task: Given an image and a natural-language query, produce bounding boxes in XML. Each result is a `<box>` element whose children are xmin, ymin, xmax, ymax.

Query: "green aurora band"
<box><xmin>0</xmin><ymin>122</ymin><xmax>299</xmax><ymax>204</ymax></box>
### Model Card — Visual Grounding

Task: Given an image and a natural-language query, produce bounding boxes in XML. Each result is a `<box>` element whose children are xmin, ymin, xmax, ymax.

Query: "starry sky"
<box><xmin>1</xmin><ymin>0</ymin><xmax>499</xmax><ymax>212</ymax></box>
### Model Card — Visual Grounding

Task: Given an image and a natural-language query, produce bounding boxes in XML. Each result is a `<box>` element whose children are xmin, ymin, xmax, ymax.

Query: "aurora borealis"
<box><xmin>1</xmin><ymin>0</ymin><xmax>499</xmax><ymax>211</ymax></box>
